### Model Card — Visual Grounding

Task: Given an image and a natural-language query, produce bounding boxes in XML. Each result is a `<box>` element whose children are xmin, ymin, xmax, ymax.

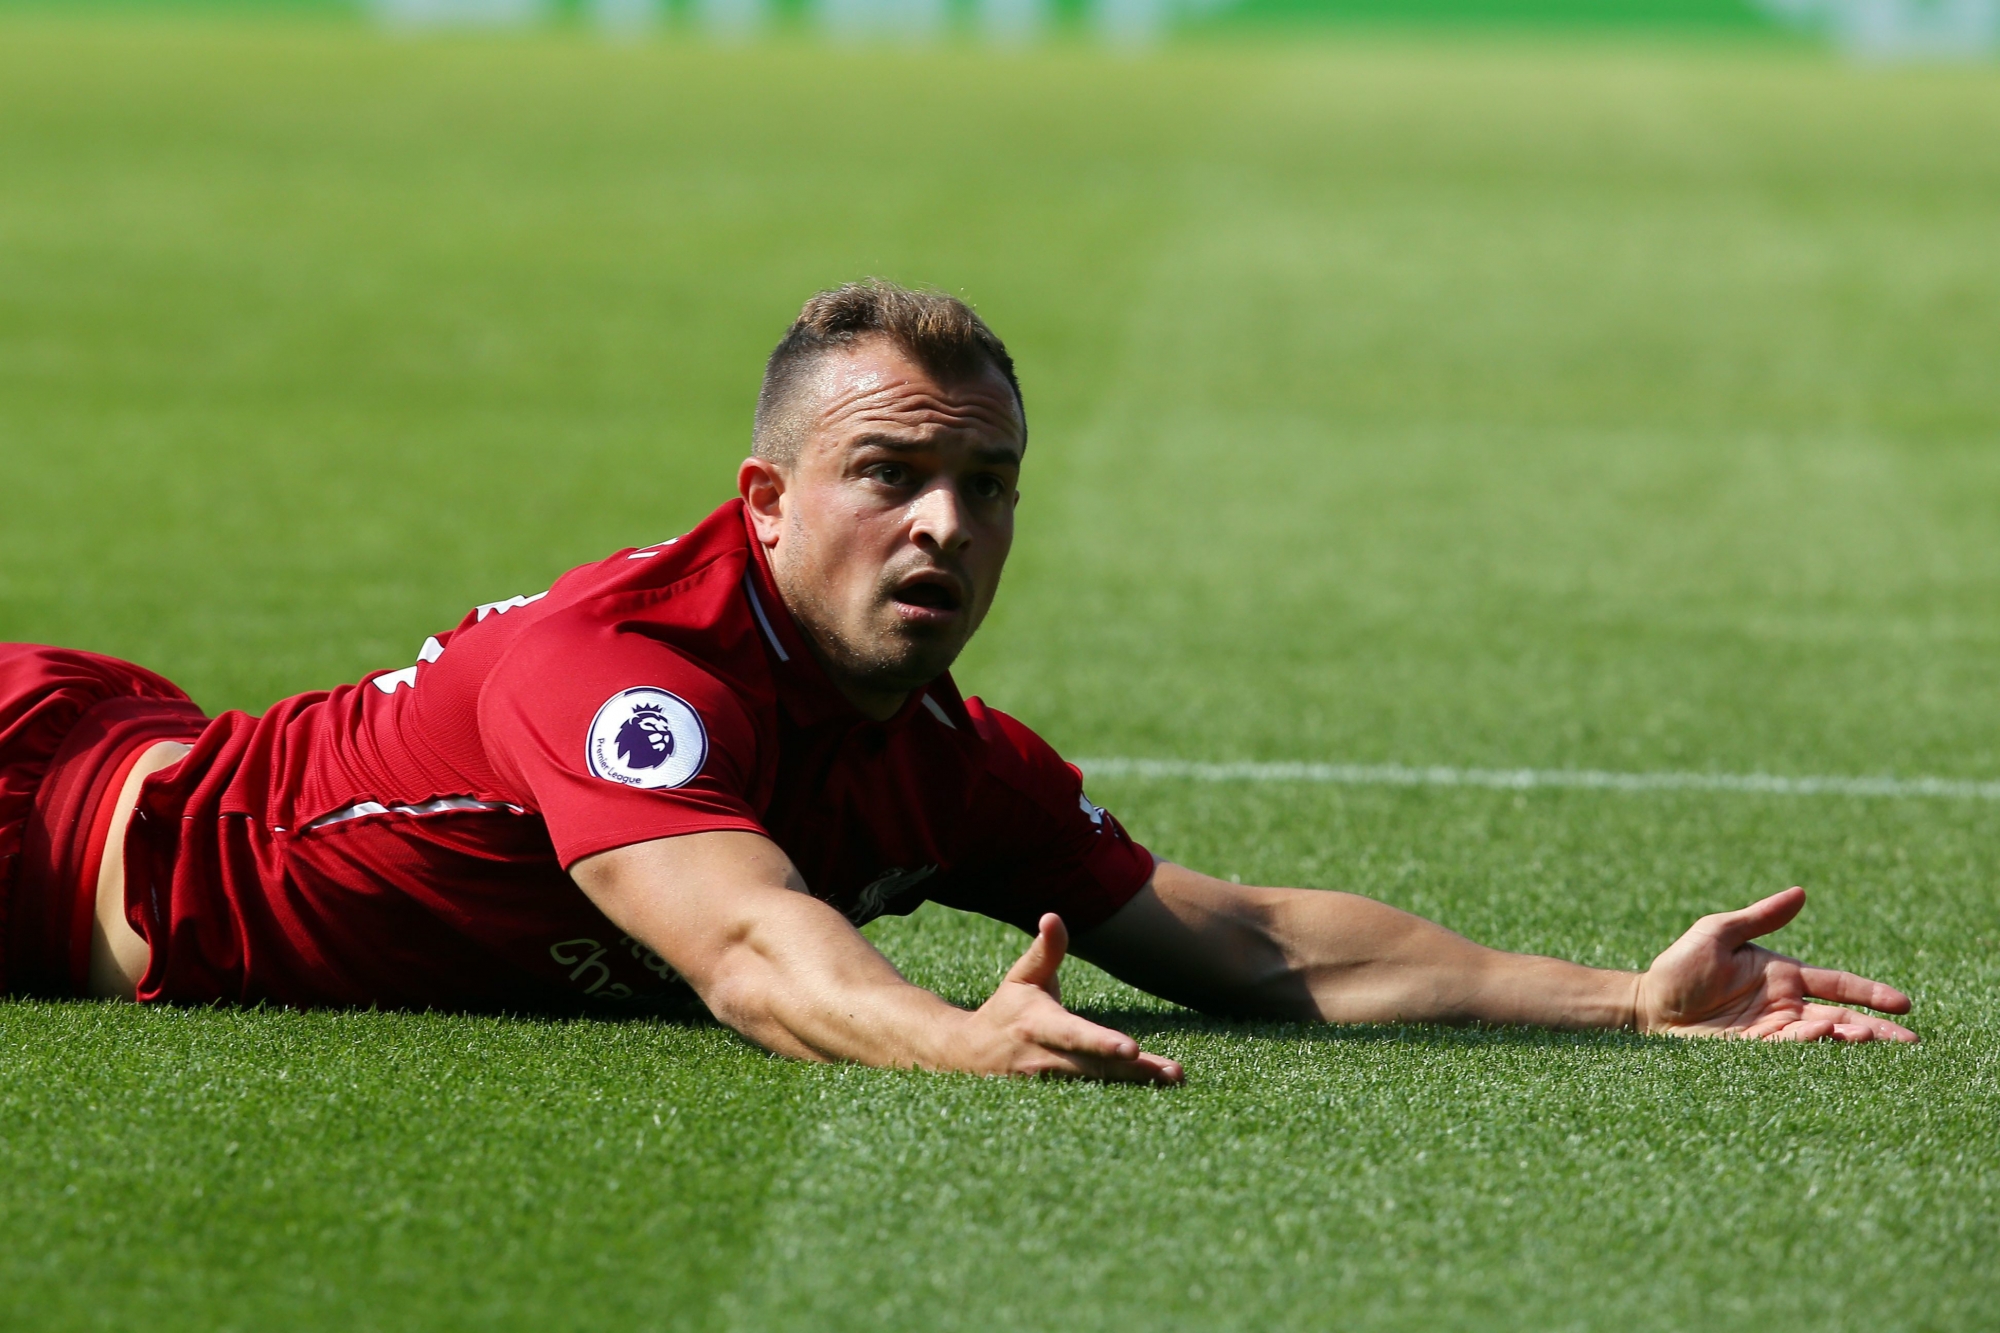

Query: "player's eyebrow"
<box><xmin>850</xmin><ymin>435</ymin><xmax>1022</xmax><ymax>466</ymax></box>
<box><xmin>850</xmin><ymin>434</ymin><xmax>932</xmax><ymax>453</ymax></box>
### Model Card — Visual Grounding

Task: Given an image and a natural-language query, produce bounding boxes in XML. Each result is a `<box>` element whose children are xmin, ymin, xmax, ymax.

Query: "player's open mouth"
<box><xmin>891</xmin><ymin>573</ymin><xmax>964</xmax><ymax>621</ymax></box>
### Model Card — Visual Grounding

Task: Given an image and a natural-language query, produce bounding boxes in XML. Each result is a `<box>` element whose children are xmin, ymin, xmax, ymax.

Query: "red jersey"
<box><xmin>124</xmin><ymin>500</ymin><xmax>1154</xmax><ymax>1010</ymax></box>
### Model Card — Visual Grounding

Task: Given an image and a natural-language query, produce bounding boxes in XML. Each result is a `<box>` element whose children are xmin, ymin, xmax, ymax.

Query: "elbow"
<box><xmin>688</xmin><ymin>927</ymin><xmax>825</xmax><ymax>1062</ymax></box>
<box><xmin>1190</xmin><ymin>895</ymin><xmax>1317</xmax><ymax>1020</ymax></box>
<box><xmin>696</xmin><ymin>960</ymin><xmax>767</xmax><ymax>1036</ymax></box>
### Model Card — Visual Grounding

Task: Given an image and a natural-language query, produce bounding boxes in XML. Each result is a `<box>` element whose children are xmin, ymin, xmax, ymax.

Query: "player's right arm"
<box><xmin>570</xmin><ymin>832</ymin><xmax>1182</xmax><ymax>1083</ymax></box>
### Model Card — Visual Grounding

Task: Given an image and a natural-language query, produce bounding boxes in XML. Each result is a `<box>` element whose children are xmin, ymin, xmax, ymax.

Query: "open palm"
<box><xmin>1635</xmin><ymin>887</ymin><xmax>1915</xmax><ymax>1042</ymax></box>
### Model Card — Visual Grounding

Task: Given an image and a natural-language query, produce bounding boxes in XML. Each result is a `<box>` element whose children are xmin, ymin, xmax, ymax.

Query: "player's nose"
<box><xmin>908</xmin><ymin>482</ymin><xmax>970</xmax><ymax>553</ymax></box>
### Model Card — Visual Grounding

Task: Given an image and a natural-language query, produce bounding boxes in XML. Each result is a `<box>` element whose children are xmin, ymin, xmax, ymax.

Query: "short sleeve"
<box><xmin>927</xmin><ymin>704</ymin><xmax>1155</xmax><ymax>935</ymax></box>
<box><xmin>478</xmin><ymin>610</ymin><xmax>768</xmax><ymax>868</ymax></box>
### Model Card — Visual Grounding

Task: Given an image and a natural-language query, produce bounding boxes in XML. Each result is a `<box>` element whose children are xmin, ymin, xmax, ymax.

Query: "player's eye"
<box><xmin>968</xmin><ymin>474</ymin><xmax>1008</xmax><ymax>501</ymax></box>
<box><xmin>867</xmin><ymin>463</ymin><xmax>911</xmax><ymax>487</ymax></box>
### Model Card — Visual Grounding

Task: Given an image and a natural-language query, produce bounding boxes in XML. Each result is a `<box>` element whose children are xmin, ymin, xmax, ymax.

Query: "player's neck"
<box><xmin>765</xmin><ymin>562</ymin><xmax>921</xmax><ymax>722</ymax></box>
<box><xmin>790</xmin><ymin>627</ymin><xmax>908</xmax><ymax>721</ymax></box>
<box><xmin>831</xmin><ymin>679</ymin><xmax>908</xmax><ymax>723</ymax></box>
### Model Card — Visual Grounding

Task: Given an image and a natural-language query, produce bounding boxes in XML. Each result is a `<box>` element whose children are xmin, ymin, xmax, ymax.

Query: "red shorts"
<box><xmin>0</xmin><ymin>645</ymin><xmax>209</xmax><ymax>997</ymax></box>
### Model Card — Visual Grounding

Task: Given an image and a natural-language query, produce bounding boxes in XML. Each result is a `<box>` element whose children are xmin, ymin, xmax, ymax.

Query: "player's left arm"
<box><xmin>1072</xmin><ymin>863</ymin><xmax>1916</xmax><ymax>1042</ymax></box>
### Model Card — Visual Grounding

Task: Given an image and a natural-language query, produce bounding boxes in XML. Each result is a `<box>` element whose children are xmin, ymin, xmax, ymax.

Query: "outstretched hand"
<box><xmin>1635</xmin><ymin>887</ymin><xmax>1916</xmax><ymax>1043</ymax></box>
<box><xmin>963</xmin><ymin>914</ymin><xmax>1185</xmax><ymax>1083</ymax></box>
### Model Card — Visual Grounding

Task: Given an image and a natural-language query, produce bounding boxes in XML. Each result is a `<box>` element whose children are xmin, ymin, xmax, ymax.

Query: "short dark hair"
<box><xmin>752</xmin><ymin>281</ymin><xmax>1025</xmax><ymax>465</ymax></box>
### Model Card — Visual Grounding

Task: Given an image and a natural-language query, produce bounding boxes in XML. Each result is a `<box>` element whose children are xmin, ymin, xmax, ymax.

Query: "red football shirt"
<box><xmin>124</xmin><ymin>500</ymin><xmax>1155</xmax><ymax>1009</ymax></box>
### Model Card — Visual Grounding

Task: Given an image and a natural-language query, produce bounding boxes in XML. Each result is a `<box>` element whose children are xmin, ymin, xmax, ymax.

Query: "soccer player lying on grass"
<box><xmin>0</xmin><ymin>282</ymin><xmax>1915</xmax><ymax>1081</ymax></box>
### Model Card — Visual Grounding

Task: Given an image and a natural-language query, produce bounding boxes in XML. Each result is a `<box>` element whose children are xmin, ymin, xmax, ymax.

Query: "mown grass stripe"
<box><xmin>1077</xmin><ymin>758</ymin><xmax>2000</xmax><ymax>800</ymax></box>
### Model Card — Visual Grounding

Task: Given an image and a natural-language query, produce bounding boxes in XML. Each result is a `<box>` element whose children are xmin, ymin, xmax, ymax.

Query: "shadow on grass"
<box><xmin>0</xmin><ymin>993</ymin><xmax>723</xmax><ymax>1027</ymax></box>
<box><xmin>7</xmin><ymin>996</ymin><xmax>1660</xmax><ymax>1052</ymax></box>
<box><xmin>1071</xmin><ymin>1006</ymin><xmax>1663</xmax><ymax>1050</ymax></box>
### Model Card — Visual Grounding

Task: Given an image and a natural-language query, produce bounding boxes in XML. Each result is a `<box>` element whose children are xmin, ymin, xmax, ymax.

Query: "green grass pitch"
<box><xmin>3</xmin><ymin>17</ymin><xmax>1999</xmax><ymax>1331</ymax></box>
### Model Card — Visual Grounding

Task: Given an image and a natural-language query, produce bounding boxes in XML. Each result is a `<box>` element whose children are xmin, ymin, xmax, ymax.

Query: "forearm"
<box><xmin>1083</xmin><ymin>865</ymin><xmax>1640</xmax><ymax>1031</ymax></box>
<box><xmin>691</xmin><ymin>893</ymin><xmax>974</xmax><ymax>1069</ymax></box>
<box><xmin>1268</xmin><ymin>889</ymin><xmax>1641</xmax><ymax>1030</ymax></box>
<box><xmin>575</xmin><ymin>834</ymin><xmax>1180</xmax><ymax>1083</ymax></box>
<box><xmin>573</xmin><ymin>833</ymin><xmax>978</xmax><ymax>1071</ymax></box>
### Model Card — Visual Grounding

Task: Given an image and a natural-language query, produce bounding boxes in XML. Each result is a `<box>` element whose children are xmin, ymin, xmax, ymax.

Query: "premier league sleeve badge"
<box><xmin>585</xmin><ymin>687</ymin><xmax>709</xmax><ymax>789</ymax></box>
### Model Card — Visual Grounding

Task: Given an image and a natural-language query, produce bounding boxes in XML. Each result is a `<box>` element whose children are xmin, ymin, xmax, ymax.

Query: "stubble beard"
<box><xmin>773</xmin><ymin>556</ymin><xmax>987</xmax><ymax>704</ymax></box>
<box><xmin>796</xmin><ymin>577</ymin><xmax>980</xmax><ymax>696</ymax></box>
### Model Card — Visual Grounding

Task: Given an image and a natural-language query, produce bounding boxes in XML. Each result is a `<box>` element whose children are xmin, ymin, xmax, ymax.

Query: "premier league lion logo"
<box><xmin>615</xmin><ymin>703</ymin><xmax>675</xmax><ymax>770</ymax></box>
<box><xmin>586</xmin><ymin>687</ymin><xmax>707</xmax><ymax>789</ymax></box>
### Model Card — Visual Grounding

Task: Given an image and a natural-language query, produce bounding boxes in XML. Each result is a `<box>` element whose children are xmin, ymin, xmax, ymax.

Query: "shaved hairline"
<box><xmin>751</xmin><ymin>335</ymin><xmax>1025</xmax><ymax>470</ymax></box>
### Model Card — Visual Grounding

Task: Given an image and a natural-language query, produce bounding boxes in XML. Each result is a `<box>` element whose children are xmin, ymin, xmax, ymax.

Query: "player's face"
<box><xmin>745</xmin><ymin>339</ymin><xmax>1024</xmax><ymax>718</ymax></box>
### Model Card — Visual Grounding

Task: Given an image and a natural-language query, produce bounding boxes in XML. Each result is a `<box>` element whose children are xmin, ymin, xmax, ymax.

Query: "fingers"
<box><xmin>1085</xmin><ymin>1051</ymin><xmax>1184</xmax><ymax>1085</ymax></box>
<box><xmin>1799</xmin><ymin>1003</ymin><xmax>1918</xmax><ymax>1042</ymax></box>
<box><xmin>1755</xmin><ymin>1005</ymin><xmax>1918</xmax><ymax>1043</ymax></box>
<box><xmin>1002</xmin><ymin>913</ymin><xmax>1068</xmax><ymax>999</ymax></box>
<box><xmin>1835</xmin><ymin>1017</ymin><xmax>1917</xmax><ymax>1043</ymax></box>
<box><xmin>1035</xmin><ymin>1006</ymin><xmax>1141</xmax><ymax>1062</ymax></box>
<box><xmin>1760</xmin><ymin>1016</ymin><xmax>1838</xmax><ymax>1042</ymax></box>
<box><xmin>1037</xmin><ymin>1043</ymin><xmax>1184</xmax><ymax>1085</ymax></box>
<box><xmin>1024</xmin><ymin>1008</ymin><xmax>1176</xmax><ymax>1080</ymax></box>
<box><xmin>1700</xmin><ymin>886</ymin><xmax>1807</xmax><ymax>949</ymax></box>
<box><xmin>1799</xmin><ymin>966</ymin><xmax>1913</xmax><ymax>1015</ymax></box>
<box><xmin>1670</xmin><ymin>1002</ymin><xmax>1919</xmax><ymax>1044</ymax></box>
<box><xmin>998</xmin><ymin>986</ymin><xmax>1184</xmax><ymax>1082</ymax></box>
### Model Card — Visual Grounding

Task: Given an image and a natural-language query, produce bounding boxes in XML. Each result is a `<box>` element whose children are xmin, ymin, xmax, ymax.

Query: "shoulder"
<box><xmin>962</xmin><ymin>698</ymin><xmax>1092</xmax><ymax>814</ymax></box>
<box><xmin>473</xmin><ymin>516</ymin><xmax>776</xmax><ymax>776</ymax></box>
<box><xmin>482</xmin><ymin>603</ymin><xmax>766</xmax><ymax>745</ymax></box>
<box><xmin>923</xmin><ymin>696</ymin><xmax>1154</xmax><ymax>931</ymax></box>
<box><xmin>473</xmin><ymin>605</ymin><xmax>771</xmax><ymax>813</ymax></box>
<box><xmin>965</xmin><ymin>698</ymin><xmax>1051</xmax><ymax>766</ymax></box>
<box><xmin>480</xmin><ymin>502</ymin><xmax>770</xmax><ymax>718</ymax></box>
<box><xmin>524</xmin><ymin>502</ymin><xmax>760</xmax><ymax>647</ymax></box>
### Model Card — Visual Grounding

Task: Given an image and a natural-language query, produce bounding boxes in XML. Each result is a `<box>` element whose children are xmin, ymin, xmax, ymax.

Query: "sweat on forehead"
<box><xmin>751</xmin><ymin>281</ymin><xmax>1026</xmax><ymax>467</ymax></box>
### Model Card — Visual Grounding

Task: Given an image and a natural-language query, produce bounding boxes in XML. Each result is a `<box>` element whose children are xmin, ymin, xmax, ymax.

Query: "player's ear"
<box><xmin>738</xmin><ymin>456</ymin><xmax>788</xmax><ymax>547</ymax></box>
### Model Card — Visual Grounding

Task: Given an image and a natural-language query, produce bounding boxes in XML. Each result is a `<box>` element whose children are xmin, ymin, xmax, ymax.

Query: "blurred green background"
<box><xmin>0</xmin><ymin>0</ymin><xmax>1802</xmax><ymax>27</ymax></box>
<box><xmin>0</xmin><ymin>0</ymin><xmax>1943</xmax><ymax>45</ymax></box>
<box><xmin>6</xmin><ymin>21</ymin><xmax>1995</xmax><ymax>774</ymax></box>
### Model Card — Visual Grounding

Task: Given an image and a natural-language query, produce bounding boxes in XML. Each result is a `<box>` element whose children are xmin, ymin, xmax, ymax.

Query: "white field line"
<box><xmin>1075</xmin><ymin>758</ymin><xmax>2000</xmax><ymax>801</ymax></box>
